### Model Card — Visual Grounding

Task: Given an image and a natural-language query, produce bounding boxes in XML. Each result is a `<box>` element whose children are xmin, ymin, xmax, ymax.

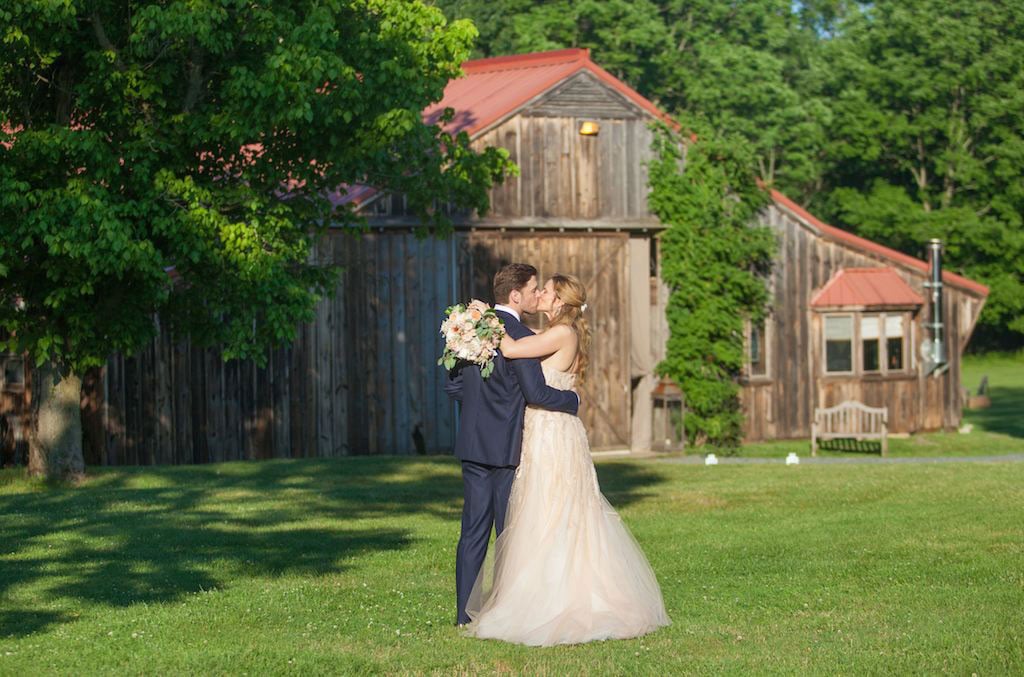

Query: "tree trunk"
<box><xmin>27</xmin><ymin>362</ymin><xmax>85</xmax><ymax>481</ymax></box>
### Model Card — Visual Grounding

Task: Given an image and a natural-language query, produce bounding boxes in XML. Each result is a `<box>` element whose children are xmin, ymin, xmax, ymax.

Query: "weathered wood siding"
<box><xmin>741</xmin><ymin>205</ymin><xmax>983</xmax><ymax>440</ymax></box>
<box><xmin>84</xmin><ymin>227</ymin><xmax>646</xmax><ymax>464</ymax></box>
<box><xmin>368</xmin><ymin>113</ymin><xmax>656</xmax><ymax>224</ymax></box>
<box><xmin>521</xmin><ymin>71</ymin><xmax>646</xmax><ymax>119</ymax></box>
<box><xmin>89</xmin><ymin>232</ymin><xmax>458</xmax><ymax>463</ymax></box>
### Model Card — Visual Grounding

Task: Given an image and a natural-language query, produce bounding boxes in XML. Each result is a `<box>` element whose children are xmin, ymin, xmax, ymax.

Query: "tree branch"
<box><xmin>183</xmin><ymin>40</ymin><xmax>206</xmax><ymax>113</ymax></box>
<box><xmin>91</xmin><ymin>13</ymin><xmax>126</xmax><ymax>72</ymax></box>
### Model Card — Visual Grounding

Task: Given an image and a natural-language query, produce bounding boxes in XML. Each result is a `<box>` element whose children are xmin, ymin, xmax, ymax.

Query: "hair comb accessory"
<box><xmin>580</xmin><ymin>303</ymin><xmax>588</xmax><ymax>312</ymax></box>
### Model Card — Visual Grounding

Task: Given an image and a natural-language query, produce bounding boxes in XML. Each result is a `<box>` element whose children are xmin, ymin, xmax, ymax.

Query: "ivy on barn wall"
<box><xmin>648</xmin><ymin>121</ymin><xmax>775</xmax><ymax>448</ymax></box>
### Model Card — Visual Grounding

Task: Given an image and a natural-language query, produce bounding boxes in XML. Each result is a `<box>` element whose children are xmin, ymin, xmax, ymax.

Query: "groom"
<box><xmin>444</xmin><ymin>263</ymin><xmax>580</xmax><ymax>625</ymax></box>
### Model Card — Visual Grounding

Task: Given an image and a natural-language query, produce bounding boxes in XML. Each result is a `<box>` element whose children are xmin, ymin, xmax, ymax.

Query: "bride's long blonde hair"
<box><xmin>547</xmin><ymin>274</ymin><xmax>591</xmax><ymax>383</ymax></box>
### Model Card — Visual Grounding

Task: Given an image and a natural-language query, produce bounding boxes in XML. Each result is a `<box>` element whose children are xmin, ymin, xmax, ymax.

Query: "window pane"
<box><xmin>750</xmin><ymin>323</ymin><xmax>766</xmax><ymax>376</ymax></box>
<box><xmin>885</xmin><ymin>315</ymin><xmax>904</xmax><ymax>338</ymax></box>
<box><xmin>825</xmin><ymin>316</ymin><xmax>853</xmax><ymax>373</ymax></box>
<box><xmin>887</xmin><ymin>337</ymin><xmax>904</xmax><ymax>370</ymax></box>
<box><xmin>2</xmin><ymin>356</ymin><xmax>25</xmax><ymax>390</ymax></box>
<box><xmin>826</xmin><ymin>340</ymin><xmax>852</xmax><ymax>372</ymax></box>
<box><xmin>861</xmin><ymin>316</ymin><xmax>880</xmax><ymax>340</ymax></box>
<box><xmin>863</xmin><ymin>339</ymin><xmax>880</xmax><ymax>371</ymax></box>
<box><xmin>825</xmin><ymin>316</ymin><xmax>853</xmax><ymax>340</ymax></box>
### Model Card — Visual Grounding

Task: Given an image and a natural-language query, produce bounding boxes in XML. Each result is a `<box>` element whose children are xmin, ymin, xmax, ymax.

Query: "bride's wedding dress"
<box><xmin>464</xmin><ymin>364</ymin><xmax>671</xmax><ymax>646</ymax></box>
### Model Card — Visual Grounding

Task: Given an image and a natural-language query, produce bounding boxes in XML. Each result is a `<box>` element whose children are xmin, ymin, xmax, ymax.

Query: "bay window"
<box><xmin>749</xmin><ymin>320</ymin><xmax>767</xmax><ymax>377</ymax></box>
<box><xmin>823</xmin><ymin>312</ymin><xmax>911</xmax><ymax>376</ymax></box>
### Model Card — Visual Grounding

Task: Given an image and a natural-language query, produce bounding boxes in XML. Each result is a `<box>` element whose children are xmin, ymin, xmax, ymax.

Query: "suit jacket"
<box><xmin>444</xmin><ymin>310</ymin><xmax>579</xmax><ymax>467</ymax></box>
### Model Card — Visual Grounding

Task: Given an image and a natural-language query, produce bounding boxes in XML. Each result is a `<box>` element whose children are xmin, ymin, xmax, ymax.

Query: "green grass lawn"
<box><xmin>962</xmin><ymin>350</ymin><xmax>1024</xmax><ymax>439</ymax></box>
<box><xmin>1</xmin><ymin>456</ymin><xmax>1021</xmax><ymax>674</ymax></box>
<box><xmin>740</xmin><ymin>350</ymin><xmax>1024</xmax><ymax>459</ymax></box>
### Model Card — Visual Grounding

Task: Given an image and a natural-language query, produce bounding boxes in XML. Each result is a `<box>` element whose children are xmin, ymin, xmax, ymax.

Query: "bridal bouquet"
<box><xmin>438</xmin><ymin>300</ymin><xmax>506</xmax><ymax>379</ymax></box>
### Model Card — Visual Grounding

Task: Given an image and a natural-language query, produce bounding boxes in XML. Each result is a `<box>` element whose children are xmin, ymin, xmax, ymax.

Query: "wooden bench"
<box><xmin>811</xmin><ymin>401</ymin><xmax>888</xmax><ymax>456</ymax></box>
<box><xmin>965</xmin><ymin>375</ymin><xmax>991</xmax><ymax>409</ymax></box>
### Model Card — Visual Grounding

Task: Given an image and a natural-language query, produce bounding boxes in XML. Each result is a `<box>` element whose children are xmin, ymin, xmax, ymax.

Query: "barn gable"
<box><xmin>520</xmin><ymin>71</ymin><xmax>649</xmax><ymax>120</ymax></box>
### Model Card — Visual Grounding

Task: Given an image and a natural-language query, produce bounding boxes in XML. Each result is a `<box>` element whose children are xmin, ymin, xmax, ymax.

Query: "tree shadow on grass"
<box><xmin>0</xmin><ymin>455</ymin><xmax>669</xmax><ymax>638</ymax></box>
<box><xmin>594</xmin><ymin>460</ymin><xmax>673</xmax><ymax>508</ymax></box>
<box><xmin>964</xmin><ymin>386</ymin><xmax>1024</xmax><ymax>438</ymax></box>
<box><xmin>0</xmin><ymin>610</ymin><xmax>72</xmax><ymax>639</ymax></box>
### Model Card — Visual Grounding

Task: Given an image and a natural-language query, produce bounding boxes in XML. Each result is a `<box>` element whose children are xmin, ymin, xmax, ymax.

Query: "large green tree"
<box><xmin>0</xmin><ymin>0</ymin><xmax>511</xmax><ymax>478</ymax></box>
<box><xmin>653</xmin><ymin>0</ymin><xmax>833</xmax><ymax>199</ymax></box>
<box><xmin>819</xmin><ymin>0</ymin><xmax>1024</xmax><ymax>348</ymax></box>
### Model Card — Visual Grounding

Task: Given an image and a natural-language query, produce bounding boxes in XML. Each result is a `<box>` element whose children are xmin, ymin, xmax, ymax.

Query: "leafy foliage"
<box><xmin>0</xmin><ymin>0</ymin><xmax>513</xmax><ymax>373</ymax></box>
<box><xmin>649</xmin><ymin>123</ymin><xmax>774</xmax><ymax>448</ymax></box>
<box><xmin>818</xmin><ymin>0</ymin><xmax>1024</xmax><ymax>348</ymax></box>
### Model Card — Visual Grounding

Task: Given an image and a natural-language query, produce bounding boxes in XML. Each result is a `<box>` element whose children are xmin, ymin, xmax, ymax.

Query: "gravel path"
<box><xmin>656</xmin><ymin>452</ymin><xmax>1024</xmax><ymax>465</ymax></box>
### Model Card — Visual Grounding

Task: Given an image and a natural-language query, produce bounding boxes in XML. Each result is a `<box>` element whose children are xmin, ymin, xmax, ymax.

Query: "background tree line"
<box><xmin>435</xmin><ymin>0</ymin><xmax>1024</xmax><ymax>351</ymax></box>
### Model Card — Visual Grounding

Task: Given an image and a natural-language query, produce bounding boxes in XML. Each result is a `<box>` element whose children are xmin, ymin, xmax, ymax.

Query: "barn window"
<box><xmin>749</xmin><ymin>320</ymin><xmax>767</xmax><ymax>377</ymax></box>
<box><xmin>886</xmin><ymin>315</ymin><xmax>905</xmax><ymax>370</ymax></box>
<box><xmin>2</xmin><ymin>355</ymin><xmax>25</xmax><ymax>392</ymax></box>
<box><xmin>825</xmin><ymin>313</ymin><xmax>911</xmax><ymax>376</ymax></box>
<box><xmin>824</xmin><ymin>315</ymin><xmax>854</xmax><ymax>373</ymax></box>
<box><xmin>861</xmin><ymin>316</ymin><xmax>880</xmax><ymax>371</ymax></box>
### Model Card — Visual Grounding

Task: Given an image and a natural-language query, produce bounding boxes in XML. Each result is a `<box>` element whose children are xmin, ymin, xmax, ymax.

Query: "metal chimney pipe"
<box><xmin>925</xmin><ymin>239</ymin><xmax>946</xmax><ymax>369</ymax></box>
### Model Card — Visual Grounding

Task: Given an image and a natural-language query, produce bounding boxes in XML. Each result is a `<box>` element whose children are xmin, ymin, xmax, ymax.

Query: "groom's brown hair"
<box><xmin>493</xmin><ymin>263</ymin><xmax>538</xmax><ymax>304</ymax></box>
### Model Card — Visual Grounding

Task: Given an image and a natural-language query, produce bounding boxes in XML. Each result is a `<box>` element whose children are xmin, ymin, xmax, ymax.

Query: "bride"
<box><xmin>463</xmin><ymin>274</ymin><xmax>671</xmax><ymax>646</ymax></box>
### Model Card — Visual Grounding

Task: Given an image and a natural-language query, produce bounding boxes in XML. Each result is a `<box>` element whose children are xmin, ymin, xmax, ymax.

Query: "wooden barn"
<box><xmin>741</xmin><ymin>193</ymin><xmax>988</xmax><ymax>440</ymax></box>
<box><xmin>0</xmin><ymin>48</ymin><xmax>990</xmax><ymax>466</ymax></box>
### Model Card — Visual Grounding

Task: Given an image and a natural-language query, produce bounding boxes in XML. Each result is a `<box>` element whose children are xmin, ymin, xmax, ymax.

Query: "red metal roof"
<box><xmin>810</xmin><ymin>268</ymin><xmax>926</xmax><ymax>308</ymax></box>
<box><xmin>771</xmin><ymin>191</ymin><xmax>989</xmax><ymax>298</ymax></box>
<box><xmin>423</xmin><ymin>48</ymin><xmax>676</xmax><ymax>136</ymax></box>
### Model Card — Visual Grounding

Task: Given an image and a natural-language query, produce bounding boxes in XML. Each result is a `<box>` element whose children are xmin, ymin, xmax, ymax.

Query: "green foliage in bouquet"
<box><xmin>648</xmin><ymin>121</ymin><xmax>775</xmax><ymax>449</ymax></box>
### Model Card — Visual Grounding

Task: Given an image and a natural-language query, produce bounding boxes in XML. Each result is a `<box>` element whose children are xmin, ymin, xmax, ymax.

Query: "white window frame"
<box><xmin>823</xmin><ymin>314</ymin><xmax>856</xmax><ymax>376</ymax></box>
<box><xmin>882</xmin><ymin>313</ymin><xmax>909</xmax><ymax>374</ymax></box>
<box><xmin>745</xmin><ymin>317</ymin><xmax>772</xmax><ymax>381</ymax></box>
<box><xmin>821</xmin><ymin>311</ymin><xmax>914</xmax><ymax>377</ymax></box>
<box><xmin>861</xmin><ymin>315</ymin><xmax>882</xmax><ymax>373</ymax></box>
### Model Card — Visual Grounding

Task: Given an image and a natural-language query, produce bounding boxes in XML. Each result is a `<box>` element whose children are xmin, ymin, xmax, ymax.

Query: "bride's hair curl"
<box><xmin>548</xmin><ymin>274</ymin><xmax>591</xmax><ymax>384</ymax></box>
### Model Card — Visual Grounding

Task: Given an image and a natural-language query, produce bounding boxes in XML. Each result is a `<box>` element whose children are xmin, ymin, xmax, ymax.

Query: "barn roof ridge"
<box><xmin>770</xmin><ymin>190</ymin><xmax>989</xmax><ymax>298</ymax></box>
<box><xmin>460</xmin><ymin>48</ymin><xmax>591</xmax><ymax>74</ymax></box>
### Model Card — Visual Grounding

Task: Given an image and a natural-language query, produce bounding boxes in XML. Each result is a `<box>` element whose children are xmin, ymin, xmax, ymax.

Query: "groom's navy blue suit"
<box><xmin>444</xmin><ymin>309</ymin><xmax>579</xmax><ymax>624</ymax></box>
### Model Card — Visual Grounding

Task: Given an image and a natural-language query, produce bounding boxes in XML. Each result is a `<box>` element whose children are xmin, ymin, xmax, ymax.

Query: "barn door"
<box><xmin>456</xmin><ymin>232</ymin><xmax>631</xmax><ymax>450</ymax></box>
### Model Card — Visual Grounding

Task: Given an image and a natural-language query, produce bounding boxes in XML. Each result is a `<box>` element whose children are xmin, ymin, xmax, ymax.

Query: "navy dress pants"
<box><xmin>455</xmin><ymin>460</ymin><xmax>516</xmax><ymax>624</ymax></box>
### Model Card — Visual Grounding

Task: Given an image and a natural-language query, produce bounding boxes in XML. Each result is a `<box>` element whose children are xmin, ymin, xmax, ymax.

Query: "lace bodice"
<box><xmin>540</xmin><ymin>363</ymin><xmax>576</xmax><ymax>391</ymax></box>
